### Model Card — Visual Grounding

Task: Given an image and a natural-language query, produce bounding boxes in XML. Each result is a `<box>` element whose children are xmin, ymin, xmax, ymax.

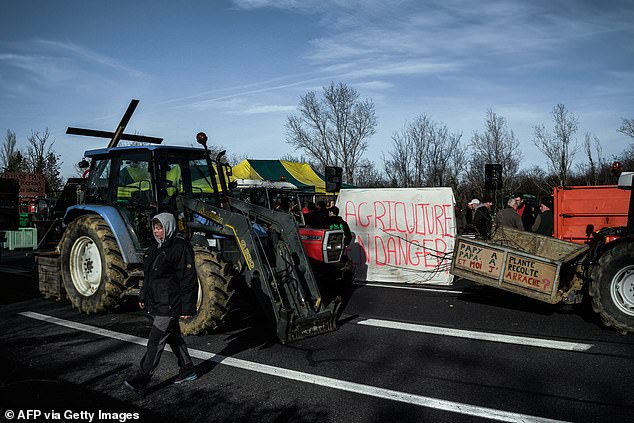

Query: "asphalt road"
<box><xmin>0</xmin><ymin>250</ymin><xmax>633</xmax><ymax>423</ymax></box>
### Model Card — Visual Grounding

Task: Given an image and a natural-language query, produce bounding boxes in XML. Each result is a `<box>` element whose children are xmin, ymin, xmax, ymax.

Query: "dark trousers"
<box><xmin>139</xmin><ymin>315</ymin><xmax>194</xmax><ymax>379</ymax></box>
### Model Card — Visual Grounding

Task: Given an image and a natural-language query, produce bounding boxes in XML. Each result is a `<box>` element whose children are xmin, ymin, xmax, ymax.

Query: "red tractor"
<box><xmin>232</xmin><ymin>179</ymin><xmax>354</xmax><ymax>292</ymax></box>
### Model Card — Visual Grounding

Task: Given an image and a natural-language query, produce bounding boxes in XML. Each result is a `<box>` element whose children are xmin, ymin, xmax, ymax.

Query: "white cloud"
<box><xmin>35</xmin><ymin>39</ymin><xmax>145</xmax><ymax>78</ymax></box>
<box><xmin>338</xmin><ymin>60</ymin><xmax>460</xmax><ymax>80</ymax></box>
<box><xmin>231</xmin><ymin>0</ymin><xmax>307</xmax><ymax>11</ymax></box>
<box><xmin>0</xmin><ymin>52</ymin><xmax>74</xmax><ymax>85</ymax></box>
<box><xmin>354</xmin><ymin>80</ymin><xmax>394</xmax><ymax>91</ymax></box>
<box><xmin>238</xmin><ymin>104</ymin><xmax>297</xmax><ymax>115</ymax></box>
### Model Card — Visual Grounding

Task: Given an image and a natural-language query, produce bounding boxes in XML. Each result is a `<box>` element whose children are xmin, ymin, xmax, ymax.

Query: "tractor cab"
<box><xmin>83</xmin><ymin>145</ymin><xmax>221</xmax><ymax>248</ymax></box>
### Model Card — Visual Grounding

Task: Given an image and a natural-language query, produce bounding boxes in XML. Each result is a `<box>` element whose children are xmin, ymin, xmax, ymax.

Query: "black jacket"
<box><xmin>473</xmin><ymin>205</ymin><xmax>492</xmax><ymax>238</ymax></box>
<box><xmin>305</xmin><ymin>210</ymin><xmax>329</xmax><ymax>228</ymax></box>
<box><xmin>328</xmin><ymin>215</ymin><xmax>352</xmax><ymax>246</ymax></box>
<box><xmin>140</xmin><ymin>234</ymin><xmax>198</xmax><ymax>317</ymax></box>
<box><xmin>532</xmin><ymin>210</ymin><xmax>554</xmax><ymax>236</ymax></box>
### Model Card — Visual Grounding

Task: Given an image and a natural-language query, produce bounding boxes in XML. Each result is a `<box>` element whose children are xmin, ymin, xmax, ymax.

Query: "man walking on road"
<box><xmin>124</xmin><ymin>212</ymin><xmax>199</xmax><ymax>394</ymax></box>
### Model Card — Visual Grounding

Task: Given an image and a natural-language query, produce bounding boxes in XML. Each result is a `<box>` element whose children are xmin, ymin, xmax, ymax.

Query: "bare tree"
<box><xmin>26</xmin><ymin>128</ymin><xmax>63</xmax><ymax>191</ymax></box>
<box><xmin>466</xmin><ymin>110</ymin><xmax>521</xmax><ymax>197</ymax></box>
<box><xmin>617</xmin><ymin>142</ymin><xmax>634</xmax><ymax>174</ymax></box>
<box><xmin>533</xmin><ymin>103</ymin><xmax>578</xmax><ymax>187</ymax></box>
<box><xmin>354</xmin><ymin>158</ymin><xmax>388</xmax><ymax>188</ymax></box>
<box><xmin>515</xmin><ymin>166</ymin><xmax>553</xmax><ymax>198</ymax></box>
<box><xmin>1</xmin><ymin>129</ymin><xmax>17</xmax><ymax>171</ymax></box>
<box><xmin>1</xmin><ymin>129</ymin><xmax>27</xmax><ymax>172</ymax></box>
<box><xmin>286</xmin><ymin>82</ymin><xmax>377</xmax><ymax>184</ymax></box>
<box><xmin>618</xmin><ymin>118</ymin><xmax>634</xmax><ymax>140</ymax></box>
<box><xmin>384</xmin><ymin>114</ymin><xmax>462</xmax><ymax>188</ymax></box>
<box><xmin>575</xmin><ymin>133</ymin><xmax>607</xmax><ymax>185</ymax></box>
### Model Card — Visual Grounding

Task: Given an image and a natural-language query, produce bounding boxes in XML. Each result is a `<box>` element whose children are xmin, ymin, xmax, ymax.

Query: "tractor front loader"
<box><xmin>178</xmin><ymin>193</ymin><xmax>340</xmax><ymax>343</ymax></box>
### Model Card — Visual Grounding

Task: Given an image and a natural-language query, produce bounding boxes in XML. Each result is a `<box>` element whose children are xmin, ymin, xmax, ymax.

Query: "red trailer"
<box><xmin>553</xmin><ymin>185</ymin><xmax>630</xmax><ymax>244</ymax></box>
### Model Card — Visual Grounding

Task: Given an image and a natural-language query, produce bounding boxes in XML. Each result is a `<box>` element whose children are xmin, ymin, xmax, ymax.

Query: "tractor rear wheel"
<box><xmin>180</xmin><ymin>247</ymin><xmax>236</xmax><ymax>335</ymax></box>
<box><xmin>589</xmin><ymin>241</ymin><xmax>634</xmax><ymax>334</ymax></box>
<box><xmin>60</xmin><ymin>215</ymin><xmax>131</xmax><ymax>314</ymax></box>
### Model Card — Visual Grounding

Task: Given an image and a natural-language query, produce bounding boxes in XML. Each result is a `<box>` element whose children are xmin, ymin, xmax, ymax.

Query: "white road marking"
<box><xmin>0</xmin><ymin>266</ymin><xmax>32</xmax><ymax>276</ymax></box>
<box><xmin>355</xmin><ymin>282</ymin><xmax>461</xmax><ymax>294</ymax></box>
<box><xmin>20</xmin><ymin>311</ymin><xmax>569</xmax><ymax>423</ymax></box>
<box><xmin>357</xmin><ymin>319</ymin><xmax>593</xmax><ymax>351</ymax></box>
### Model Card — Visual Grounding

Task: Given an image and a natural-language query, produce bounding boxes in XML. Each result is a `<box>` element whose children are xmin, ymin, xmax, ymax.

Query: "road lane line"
<box><xmin>357</xmin><ymin>319</ymin><xmax>593</xmax><ymax>351</ymax></box>
<box><xmin>355</xmin><ymin>282</ymin><xmax>461</xmax><ymax>294</ymax></box>
<box><xmin>20</xmin><ymin>311</ymin><xmax>568</xmax><ymax>423</ymax></box>
<box><xmin>0</xmin><ymin>266</ymin><xmax>32</xmax><ymax>276</ymax></box>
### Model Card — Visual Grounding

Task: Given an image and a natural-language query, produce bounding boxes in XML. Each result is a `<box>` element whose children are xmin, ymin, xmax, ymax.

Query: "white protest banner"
<box><xmin>337</xmin><ymin>188</ymin><xmax>456</xmax><ymax>285</ymax></box>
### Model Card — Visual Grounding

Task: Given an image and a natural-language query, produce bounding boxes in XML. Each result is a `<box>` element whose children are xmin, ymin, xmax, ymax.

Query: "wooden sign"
<box><xmin>454</xmin><ymin>240</ymin><xmax>504</xmax><ymax>278</ymax></box>
<box><xmin>502</xmin><ymin>254</ymin><xmax>557</xmax><ymax>294</ymax></box>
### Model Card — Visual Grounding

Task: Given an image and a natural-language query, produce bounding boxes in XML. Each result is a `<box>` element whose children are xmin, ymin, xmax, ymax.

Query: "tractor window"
<box><xmin>86</xmin><ymin>159</ymin><xmax>112</xmax><ymax>203</ymax></box>
<box><xmin>190</xmin><ymin>158</ymin><xmax>216</xmax><ymax>195</ymax></box>
<box><xmin>155</xmin><ymin>155</ymin><xmax>219</xmax><ymax>211</ymax></box>
<box><xmin>155</xmin><ymin>157</ymin><xmax>203</xmax><ymax>211</ymax></box>
<box><xmin>165</xmin><ymin>164</ymin><xmax>183</xmax><ymax>197</ymax></box>
<box><xmin>117</xmin><ymin>159</ymin><xmax>152</xmax><ymax>204</ymax></box>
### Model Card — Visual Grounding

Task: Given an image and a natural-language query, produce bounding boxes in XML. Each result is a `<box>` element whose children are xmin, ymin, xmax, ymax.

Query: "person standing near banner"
<box><xmin>466</xmin><ymin>198</ymin><xmax>480</xmax><ymax>226</ymax></box>
<box><xmin>473</xmin><ymin>196</ymin><xmax>494</xmax><ymax>238</ymax></box>
<box><xmin>328</xmin><ymin>206</ymin><xmax>352</xmax><ymax>246</ymax></box>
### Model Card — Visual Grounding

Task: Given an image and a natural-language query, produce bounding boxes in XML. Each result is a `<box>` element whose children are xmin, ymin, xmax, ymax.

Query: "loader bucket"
<box><xmin>279</xmin><ymin>297</ymin><xmax>341</xmax><ymax>343</ymax></box>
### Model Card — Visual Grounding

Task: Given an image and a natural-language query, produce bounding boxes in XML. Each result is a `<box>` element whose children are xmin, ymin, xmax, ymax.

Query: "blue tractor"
<box><xmin>37</xmin><ymin>100</ymin><xmax>341</xmax><ymax>343</ymax></box>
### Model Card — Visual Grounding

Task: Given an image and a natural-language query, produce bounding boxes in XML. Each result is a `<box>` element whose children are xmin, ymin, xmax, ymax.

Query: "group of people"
<box><xmin>458</xmin><ymin>193</ymin><xmax>554</xmax><ymax>238</ymax></box>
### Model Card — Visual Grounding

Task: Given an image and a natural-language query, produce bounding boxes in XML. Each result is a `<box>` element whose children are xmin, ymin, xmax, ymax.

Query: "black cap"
<box><xmin>541</xmin><ymin>197</ymin><xmax>553</xmax><ymax>210</ymax></box>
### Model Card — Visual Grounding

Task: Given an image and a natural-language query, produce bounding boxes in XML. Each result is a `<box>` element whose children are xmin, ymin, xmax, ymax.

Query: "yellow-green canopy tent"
<box><xmin>231</xmin><ymin>159</ymin><xmax>353</xmax><ymax>194</ymax></box>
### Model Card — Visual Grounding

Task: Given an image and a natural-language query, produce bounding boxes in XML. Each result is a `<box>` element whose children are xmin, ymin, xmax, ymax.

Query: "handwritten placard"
<box><xmin>336</xmin><ymin>188</ymin><xmax>456</xmax><ymax>285</ymax></box>
<box><xmin>454</xmin><ymin>241</ymin><xmax>503</xmax><ymax>278</ymax></box>
<box><xmin>502</xmin><ymin>254</ymin><xmax>557</xmax><ymax>294</ymax></box>
<box><xmin>2</xmin><ymin>172</ymin><xmax>46</xmax><ymax>197</ymax></box>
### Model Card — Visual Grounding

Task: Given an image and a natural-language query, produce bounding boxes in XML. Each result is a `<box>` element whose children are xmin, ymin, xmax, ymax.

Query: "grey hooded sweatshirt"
<box><xmin>152</xmin><ymin>212</ymin><xmax>176</xmax><ymax>247</ymax></box>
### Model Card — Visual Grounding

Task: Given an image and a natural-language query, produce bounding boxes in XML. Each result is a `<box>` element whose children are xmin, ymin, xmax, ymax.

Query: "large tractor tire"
<box><xmin>180</xmin><ymin>247</ymin><xmax>236</xmax><ymax>335</ymax></box>
<box><xmin>60</xmin><ymin>215</ymin><xmax>131</xmax><ymax>314</ymax></box>
<box><xmin>589</xmin><ymin>241</ymin><xmax>634</xmax><ymax>334</ymax></box>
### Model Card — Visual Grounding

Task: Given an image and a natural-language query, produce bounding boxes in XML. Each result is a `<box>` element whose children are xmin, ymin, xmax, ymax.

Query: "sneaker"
<box><xmin>123</xmin><ymin>379</ymin><xmax>147</xmax><ymax>394</ymax></box>
<box><xmin>173</xmin><ymin>370</ymin><xmax>198</xmax><ymax>384</ymax></box>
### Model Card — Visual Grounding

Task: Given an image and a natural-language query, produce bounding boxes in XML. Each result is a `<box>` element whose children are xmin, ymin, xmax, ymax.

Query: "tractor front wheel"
<box><xmin>589</xmin><ymin>241</ymin><xmax>634</xmax><ymax>334</ymax></box>
<box><xmin>60</xmin><ymin>215</ymin><xmax>131</xmax><ymax>314</ymax></box>
<box><xmin>180</xmin><ymin>248</ymin><xmax>236</xmax><ymax>335</ymax></box>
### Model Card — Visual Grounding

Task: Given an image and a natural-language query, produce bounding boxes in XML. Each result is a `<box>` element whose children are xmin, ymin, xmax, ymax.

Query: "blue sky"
<box><xmin>1</xmin><ymin>0</ymin><xmax>633</xmax><ymax>179</ymax></box>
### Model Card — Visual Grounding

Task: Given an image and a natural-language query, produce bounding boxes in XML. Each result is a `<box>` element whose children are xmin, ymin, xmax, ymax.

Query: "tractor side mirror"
<box><xmin>78</xmin><ymin>159</ymin><xmax>90</xmax><ymax>169</ymax></box>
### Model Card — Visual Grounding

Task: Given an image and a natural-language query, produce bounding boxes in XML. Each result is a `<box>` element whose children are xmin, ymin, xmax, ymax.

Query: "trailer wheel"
<box><xmin>180</xmin><ymin>247</ymin><xmax>235</xmax><ymax>335</ymax></box>
<box><xmin>60</xmin><ymin>215</ymin><xmax>130</xmax><ymax>314</ymax></box>
<box><xmin>590</xmin><ymin>241</ymin><xmax>634</xmax><ymax>334</ymax></box>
